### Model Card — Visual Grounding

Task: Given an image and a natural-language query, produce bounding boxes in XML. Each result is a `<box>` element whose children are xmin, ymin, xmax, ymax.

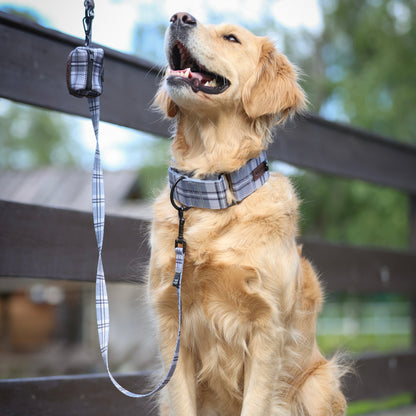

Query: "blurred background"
<box><xmin>0</xmin><ymin>0</ymin><xmax>415</xmax><ymax>413</ymax></box>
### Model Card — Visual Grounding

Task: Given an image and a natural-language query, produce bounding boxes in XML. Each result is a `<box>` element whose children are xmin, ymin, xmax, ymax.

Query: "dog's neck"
<box><xmin>171</xmin><ymin>109</ymin><xmax>271</xmax><ymax>177</ymax></box>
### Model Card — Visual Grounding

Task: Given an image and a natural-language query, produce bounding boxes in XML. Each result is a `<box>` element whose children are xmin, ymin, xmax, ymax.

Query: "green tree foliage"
<box><xmin>286</xmin><ymin>0</ymin><xmax>414</xmax><ymax>248</ymax></box>
<box><xmin>292</xmin><ymin>173</ymin><xmax>408</xmax><ymax>247</ymax></box>
<box><xmin>0</xmin><ymin>101</ymin><xmax>81</xmax><ymax>169</ymax></box>
<box><xmin>308</xmin><ymin>0</ymin><xmax>416</xmax><ymax>144</ymax></box>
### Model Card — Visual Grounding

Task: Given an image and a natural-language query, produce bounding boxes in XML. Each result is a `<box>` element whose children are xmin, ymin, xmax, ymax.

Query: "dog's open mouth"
<box><xmin>167</xmin><ymin>42</ymin><xmax>230</xmax><ymax>94</ymax></box>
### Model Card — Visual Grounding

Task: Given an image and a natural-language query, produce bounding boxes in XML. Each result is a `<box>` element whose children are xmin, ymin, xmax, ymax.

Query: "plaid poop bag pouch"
<box><xmin>66</xmin><ymin>46</ymin><xmax>104</xmax><ymax>98</ymax></box>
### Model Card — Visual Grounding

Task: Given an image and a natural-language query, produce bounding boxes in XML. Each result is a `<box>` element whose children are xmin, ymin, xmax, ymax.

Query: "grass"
<box><xmin>317</xmin><ymin>333</ymin><xmax>412</xmax><ymax>356</ymax></box>
<box><xmin>317</xmin><ymin>333</ymin><xmax>413</xmax><ymax>414</ymax></box>
<box><xmin>347</xmin><ymin>393</ymin><xmax>414</xmax><ymax>415</ymax></box>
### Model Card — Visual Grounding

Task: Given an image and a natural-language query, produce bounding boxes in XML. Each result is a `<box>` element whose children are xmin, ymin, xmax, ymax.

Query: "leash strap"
<box><xmin>89</xmin><ymin>96</ymin><xmax>182</xmax><ymax>398</ymax></box>
<box><xmin>168</xmin><ymin>151</ymin><xmax>269</xmax><ymax>209</ymax></box>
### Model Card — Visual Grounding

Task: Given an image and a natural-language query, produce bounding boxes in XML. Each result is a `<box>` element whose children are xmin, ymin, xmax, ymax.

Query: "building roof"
<box><xmin>0</xmin><ymin>168</ymin><xmax>152</xmax><ymax>219</ymax></box>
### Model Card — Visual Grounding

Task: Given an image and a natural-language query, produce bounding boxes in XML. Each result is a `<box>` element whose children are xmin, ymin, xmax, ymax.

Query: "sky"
<box><xmin>0</xmin><ymin>0</ymin><xmax>323</xmax><ymax>170</ymax></box>
<box><xmin>1</xmin><ymin>0</ymin><xmax>323</xmax><ymax>54</ymax></box>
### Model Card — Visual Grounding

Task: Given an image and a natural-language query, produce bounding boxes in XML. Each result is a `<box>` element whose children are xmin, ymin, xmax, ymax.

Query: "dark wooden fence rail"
<box><xmin>2</xmin><ymin>200</ymin><xmax>416</xmax><ymax>294</ymax></box>
<box><xmin>1</xmin><ymin>11</ymin><xmax>416</xmax><ymax>415</ymax></box>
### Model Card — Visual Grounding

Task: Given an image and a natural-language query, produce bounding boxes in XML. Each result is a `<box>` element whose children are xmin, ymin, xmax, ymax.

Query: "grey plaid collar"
<box><xmin>169</xmin><ymin>151</ymin><xmax>270</xmax><ymax>209</ymax></box>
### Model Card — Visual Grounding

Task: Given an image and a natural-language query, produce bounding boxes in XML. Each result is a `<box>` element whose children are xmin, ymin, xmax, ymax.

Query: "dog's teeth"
<box><xmin>205</xmin><ymin>80</ymin><xmax>218</xmax><ymax>87</ymax></box>
<box><xmin>184</xmin><ymin>68</ymin><xmax>191</xmax><ymax>78</ymax></box>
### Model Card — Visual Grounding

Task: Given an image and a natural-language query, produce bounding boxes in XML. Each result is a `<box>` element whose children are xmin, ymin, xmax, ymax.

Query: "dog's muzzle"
<box><xmin>166</xmin><ymin>12</ymin><xmax>231</xmax><ymax>95</ymax></box>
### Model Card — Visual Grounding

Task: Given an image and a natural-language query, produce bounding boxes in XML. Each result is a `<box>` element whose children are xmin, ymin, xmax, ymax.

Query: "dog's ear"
<box><xmin>153</xmin><ymin>82</ymin><xmax>178</xmax><ymax>118</ymax></box>
<box><xmin>242</xmin><ymin>39</ymin><xmax>306</xmax><ymax>122</ymax></box>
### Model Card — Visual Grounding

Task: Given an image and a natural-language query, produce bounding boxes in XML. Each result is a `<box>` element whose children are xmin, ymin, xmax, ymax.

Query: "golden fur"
<box><xmin>148</xmin><ymin>13</ymin><xmax>346</xmax><ymax>415</ymax></box>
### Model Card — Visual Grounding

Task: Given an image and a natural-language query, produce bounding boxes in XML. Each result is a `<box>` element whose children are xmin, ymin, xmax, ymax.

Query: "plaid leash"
<box><xmin>169</xmin><ymin>151</ymin><xmax>270</xmax><ymax>209</ymax></box>
<box><xmin>68</xmin><ymin>0</ymin><xmax>181</xmax><ymax>400</ymax></box>
<box><xmin>88</xmin><ymin>96</ymin><xmax>183</xmax><ymax>398</ymax></box>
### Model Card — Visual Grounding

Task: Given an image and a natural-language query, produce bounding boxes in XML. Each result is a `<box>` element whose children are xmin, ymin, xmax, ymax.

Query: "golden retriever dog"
<box><xmin>148</xmin><ymin>12</ymin><xmax>347</xmax><ymax>415</ymax></box>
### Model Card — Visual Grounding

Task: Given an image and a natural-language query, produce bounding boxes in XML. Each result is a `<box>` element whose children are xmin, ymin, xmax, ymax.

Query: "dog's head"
<box><xmin>155</xmin><ymin>12</ymin><xmax>305</xmax><ymax>123</ymax></box>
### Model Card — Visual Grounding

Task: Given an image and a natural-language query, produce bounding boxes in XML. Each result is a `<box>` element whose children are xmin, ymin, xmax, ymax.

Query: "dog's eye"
<box><xmin>223</xmin><ymin>34</ymin><xmax>240</xmax><ymax>44</ymax></box>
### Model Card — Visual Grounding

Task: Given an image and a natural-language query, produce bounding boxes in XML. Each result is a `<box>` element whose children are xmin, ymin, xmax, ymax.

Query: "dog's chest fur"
<box><xmin>148</xmin><ymin>174</ymin><xmax>299</xmax><ymax>405</ymax></box>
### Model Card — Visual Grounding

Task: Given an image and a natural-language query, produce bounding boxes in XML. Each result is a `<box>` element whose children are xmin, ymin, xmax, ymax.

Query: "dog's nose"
<box><xmin>170</xmin><ymin>12</ymin><xmax>197</xmax><ymax>27</ymax></box>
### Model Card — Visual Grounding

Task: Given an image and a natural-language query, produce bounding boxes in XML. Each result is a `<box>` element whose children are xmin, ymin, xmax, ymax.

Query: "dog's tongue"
<box><xmin>190</xmin><ymin>71</ymin><xmax>211</xmax><ymax>83</ymax></box>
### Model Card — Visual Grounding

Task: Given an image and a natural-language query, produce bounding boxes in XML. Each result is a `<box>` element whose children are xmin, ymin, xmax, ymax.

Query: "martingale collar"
<box><xmin>169</xmin><ymin>151</ymin><xmax>270</xmax><ymax>209</ymax></box>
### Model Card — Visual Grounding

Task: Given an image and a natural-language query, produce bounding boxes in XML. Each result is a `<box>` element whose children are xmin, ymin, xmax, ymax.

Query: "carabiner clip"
<box><xmin>83</xmin><ymin>0</ymin><xmax>95</xmax><ymax>46</ymax></box>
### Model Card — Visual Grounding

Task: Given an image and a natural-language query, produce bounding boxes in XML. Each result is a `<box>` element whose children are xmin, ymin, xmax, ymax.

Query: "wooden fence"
<box><xmin>0</xmin><ymin>11</ymin><xmax>416</xmax><ymax>415</ymax></box>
